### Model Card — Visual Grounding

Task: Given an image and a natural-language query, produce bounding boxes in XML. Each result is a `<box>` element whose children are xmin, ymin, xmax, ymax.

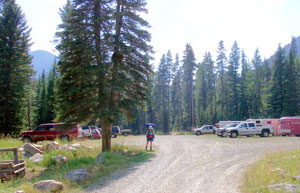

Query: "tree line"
<box><xmin>1</xmin><ymin>0</ymin><xmax>300</xmax><ymax>144</ymax></box>
<box><xmin>139</xmin><ymin>38</ymin><xmax>300</xmax><ymax>133</ymax></box>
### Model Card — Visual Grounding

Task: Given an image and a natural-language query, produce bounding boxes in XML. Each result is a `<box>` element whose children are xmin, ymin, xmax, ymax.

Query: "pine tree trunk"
<box><xmin>101</xmin><ymin>118</ymin><xmax>112</xmax><ymax>152</ymax></box>
<box><xmin>179</xmin><ymin>84</ymin><xmax>183</xmax><ymax>131</ymax></box>
<box><xmin>167</xmin><ymin>85</ymin><xmax>170</xmax><ymax>133</ymax></box>
<box><xmin>27</xmin><ymin>99</ymin><xmax>31</xmax><ymax>128</ymax></box>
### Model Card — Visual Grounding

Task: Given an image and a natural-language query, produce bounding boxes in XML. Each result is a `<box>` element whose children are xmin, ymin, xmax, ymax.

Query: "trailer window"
<box><xmin>256</xmin><ymin>121</ymin><xmax>260</xmax><ymax>124</ymax></box>
<box><xmin>267</xmin><ymin>121</ymin><xmax>271</xmax><ymax>124</ymax></box>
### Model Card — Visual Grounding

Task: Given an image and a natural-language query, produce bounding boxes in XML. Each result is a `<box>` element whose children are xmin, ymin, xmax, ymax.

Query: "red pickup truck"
<box><xmin>20</xmin><ymin>123</ymin><xmax>82</xmax><ymax>143</ymax></box>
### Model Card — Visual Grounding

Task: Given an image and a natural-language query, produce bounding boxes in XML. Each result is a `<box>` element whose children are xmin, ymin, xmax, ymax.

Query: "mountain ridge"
<box><xmin>30</xmin><ymin>50</ymin><xmax>57</xmax><ymax>77</ymax></box>
<box><xmin>268</xmin><ymin>35</ymin><xmax>300</xmax><ymax>65</ymax></box>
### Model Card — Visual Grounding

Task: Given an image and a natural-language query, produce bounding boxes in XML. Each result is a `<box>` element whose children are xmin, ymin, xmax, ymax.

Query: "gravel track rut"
<box><xmin>87</xmin><ymin>135</ymin><xmax>300</xmax><ymax>193</ymax></box>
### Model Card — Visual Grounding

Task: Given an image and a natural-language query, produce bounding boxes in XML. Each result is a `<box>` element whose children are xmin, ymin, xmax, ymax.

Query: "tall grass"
<box><xmin>0</xmin><ymin>136</ymin><xmax>23</xmax><ymax>148</ymax></box>
<box><xmin>242</xmin><ymin>149</ymin><xmax>300</xmax><ymax>193</ymax></box>
<box><xmin>0</xmin><ymin>137</ymin><xmax>23</xmax><ymax>161</ymax></box>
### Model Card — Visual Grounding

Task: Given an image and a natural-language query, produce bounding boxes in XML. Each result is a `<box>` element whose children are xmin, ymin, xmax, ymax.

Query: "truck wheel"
<box><xmin>61</xmin><ymin>135</ymin><xmax>69</xmax><ymax>142</ymax></box>
<box><xmin>196</xmin><ymin>131</ymin><xmax>201</xmax><ymax>136</ymax></box>
<box><xmin>221</xmin><ymin>132</ymin><xmax>227</xmax><ymax>138</ymax></box>
<box><xmin>23</xmin><ymin>136</ymin><xmax>32</xmax><ymax>143</ymax></box>
<box><xmin>262</xmin><ymin>131</ymin><xmax>269</xmax><ymax>137</ymax></box>
<box><xmin>123</xmin><ymin>133</ymin><xmax>128</xmax><ymax>136</ymax></box>
<box><xmin>112</xmin><ymin>133</ymin><xmax>117</xmax><ymax>138</ymax></box>
<box><xmin>230</xmin><ymin>132</ymin><xmax>237</xmax><ymax>138</ymax></box>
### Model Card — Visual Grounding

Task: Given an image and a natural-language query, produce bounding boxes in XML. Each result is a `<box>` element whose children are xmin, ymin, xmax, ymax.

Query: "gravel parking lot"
<box><xmin>87</xmin><ymin>135</ymin><xmax>300</xmax><ymax>193</ymax></box>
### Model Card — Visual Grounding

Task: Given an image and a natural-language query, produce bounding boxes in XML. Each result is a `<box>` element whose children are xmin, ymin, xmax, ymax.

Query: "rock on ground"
<box><xmin>45</xmin><ymin>141</ymin><xmax>60</xmax><ymax>151</ymax></box>
<box><xmin>51</xmin><ymin>155</ymin><xmax>68</xmax><ymax>163</ymax></box>
<box><xmin>60</xmin><ymin>144</ymin><xmax>76</xmax><ymax>151</ymax></box>
<box><xmin>96</xmin><ymin>153</ymin><xmax>106</xmax><ymax>163</ymax></box>
<box><xmin>292</xmin><ymin>175</ymin><xmax>300</xmax><ymax>181</ymax></box>
<box><xmin>66</xmin><ymin>169</ymin><xmax>88</xmax><ymax>182</ymax></box>
<box><xmin>29</xmin><ymin>153</ymin><xmax>44</xmax><ymax>163</ymax></box>
<box><xmin>33</xmin><ymin>144</ymin><xmax>45</xmax><ymax>151</ymax></box>
<box><xmin>71</xmin><ymin>143</ymin><xmax>82</xmax><ymax>148</ymax></box>
<box><xmin>34</xmin><ymin>180</ymin><xmax>64</xmax><ymax>192</ymax></box>
<box><xmin>23</xmin><ymin>143</ymin><xmax>43</xmax><ymax>156</ymax></box>
<box><xmin>268</xmin><ymin>184</ymin><xmax>300</xmax><ymax>192</ymax></box>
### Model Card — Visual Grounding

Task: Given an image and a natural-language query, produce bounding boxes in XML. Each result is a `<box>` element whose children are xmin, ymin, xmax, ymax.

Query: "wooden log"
<box><xmin>0</xmin><ymin>160</ymin><xmax>14</xmax><ymax>163</ymax></box>
<box><xmin>14</xmin><ymin>148</ymin><xmax>18</xmax><ymax>164</ymax></box>
<box><xmin>0</xmin><ymin>169</ymin><xmax>14</xmax><ymax>173</ymax></box>
<box><xmin>14</xmin><ymin>167</ymin><xmax>26</xmax><ymax>174</ymax></box>
<box><xmin>0</xmin><ymin>148</ymin><xmax>18</xmax><ymax>152</ymax></box>
<box><xmin>12</xmin><ymin>162</ymin><xmax>25</xmax><ymax>168</ymax></box>
<box><xmin>0</xmin><ymin>163</ymin><xmax>13</xmax><ymax>168</ymax></box>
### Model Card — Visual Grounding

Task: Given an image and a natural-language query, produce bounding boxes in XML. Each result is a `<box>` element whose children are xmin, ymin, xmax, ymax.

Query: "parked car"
<box><xmin>193</xmin><ymin>125</ymin><xmax>214</xmax><ymax>135</ymax></box>
<box><xmin>112</xmin><ymin>126</ymin><xmax>121</xmax><ymax>138</ymax></box>
<box><xmin>215</xmin><ymin>121</ymin><xmax>242</xmax><ymax>129</ymax></box>
<box><xmin>121</xmin><ymin>129</ymin><xmax>131</xmax><ymax>136</ymax></box>
<box><xmin>90</xmin><ymin>126</ymin><xmax>102</xmax><ymax>133</ymax></box>
<box><xmin>279</xmin><ymin>117</ymin><xmax>300</xmax><ymax>136</ymax></box>
<box><xmin>226</xmin><ymin>122</ymin><xmax>273</xmax><ymax>138</ymax></box>
<box><xmin>81</xmin><ymin>125</ymin><xmax>92</xmax><ymax>137</ymax></box>
<box><xmin>217</xmin><ymin>123</ymin><xmax>239</xmax><ymax>137</ymax></box>
<box><xmin>20</xmin><ymin>123</ymin><xmax>82</xmax><ymax>143</ymax></box>
<box><xmin>91</xmin><ymin>129</ymin><xmax>102</xmax><ymax>139</ymax></box>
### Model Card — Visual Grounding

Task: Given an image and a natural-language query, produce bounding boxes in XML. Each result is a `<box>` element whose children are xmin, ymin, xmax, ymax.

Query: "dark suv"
<box><xmin>112</xmin><ymin>126</ymin><xmax>121</xmax><ymax>138</ymax></box>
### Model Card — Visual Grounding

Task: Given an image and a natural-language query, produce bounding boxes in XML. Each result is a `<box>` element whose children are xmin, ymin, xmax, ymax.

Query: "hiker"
<box><xmin>146</xmin><ymin>126</ymin><xmax>155</xmax><ymax>151</ymax></box>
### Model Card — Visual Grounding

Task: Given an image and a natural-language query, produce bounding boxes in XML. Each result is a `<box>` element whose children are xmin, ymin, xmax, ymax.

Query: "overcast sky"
<box><xmin>16</xmin><ymin>0</ymin><xmax>300</xmax><ymax>67</ymax></box>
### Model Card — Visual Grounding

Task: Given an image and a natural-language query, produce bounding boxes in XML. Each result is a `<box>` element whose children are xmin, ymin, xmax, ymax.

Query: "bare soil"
<box><xmin>87</xmin><ymin>135</ymin><xmax>300</xmax><ymax>193</ymax></box>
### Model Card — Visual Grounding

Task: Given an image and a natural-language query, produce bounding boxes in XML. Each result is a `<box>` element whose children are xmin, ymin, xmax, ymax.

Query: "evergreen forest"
<box><xmin>1</xmin><ymin>0</ymin><xmax>300</xmax><ymax>140</ymax></box>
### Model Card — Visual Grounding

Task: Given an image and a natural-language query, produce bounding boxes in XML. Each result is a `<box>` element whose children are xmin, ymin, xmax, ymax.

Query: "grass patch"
<box><xmin>242</xmin><ymin>149</ymin><xmax>300</xmax><ymax>193</ymax></box>
<box><xmin>0</xmin><ymin>136</ymin><xmax>23</xmax><ymax>148</ymax></box>
<box><xmin>170</xmin><ymin>131</ymin><xmax>193</xmax><ymax>135</ymax></box>
<box><xmin>0</xmin><ymin>137</ymin><xmax>24</xmax><ymax>162</ymax></box>
<box><xmin>0</xmin><ymin>138</ymin><xmax>153</xmax><ymax>193</ymax></box>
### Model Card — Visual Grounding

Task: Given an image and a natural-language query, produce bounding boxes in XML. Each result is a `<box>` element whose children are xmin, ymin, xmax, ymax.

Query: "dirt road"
<box><xmin>87</xmin><ymin>135</ymin><xmax>300</xmax><ymax>193</ymax></box>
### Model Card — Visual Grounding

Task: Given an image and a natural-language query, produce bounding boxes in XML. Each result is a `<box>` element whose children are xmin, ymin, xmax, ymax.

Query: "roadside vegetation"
<box><xmin>242</xmin><ymin>149</ymin><xmax>300</xmax><ymax>193</ymax></box>
<box><xmin>0</xmin><ymin>137</ymin><xmax>153</xmax><ymax>193</ymax></box>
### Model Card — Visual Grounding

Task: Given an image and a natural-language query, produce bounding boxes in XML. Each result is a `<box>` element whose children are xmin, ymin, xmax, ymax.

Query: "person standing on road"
<box><xmin>146</xmin><ymin>126</ymin><xmax>155</xmax><ymax>151</ymax></box>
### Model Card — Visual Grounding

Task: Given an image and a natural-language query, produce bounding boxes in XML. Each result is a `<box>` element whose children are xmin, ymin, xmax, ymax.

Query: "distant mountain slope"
<box><xmin>282</xmin><ymin>35</ymin><xmax>300</xmax><ymax>57</ymax></box>
<box><xmin>30</xmin><ymin>50</ymin><xmax>57</xmax><ymax>77</ymax></box>
<box><xmin>268</xmin><ymin>35</ymin><xmax>300</xmax><ymax>65</ymax></box>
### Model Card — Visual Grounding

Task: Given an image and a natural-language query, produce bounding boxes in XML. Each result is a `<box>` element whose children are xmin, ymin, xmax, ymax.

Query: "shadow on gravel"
<box><xmin>85</xmin><ymin>151</ymin><xmax>156</xmax><ymax>192</ymax></box>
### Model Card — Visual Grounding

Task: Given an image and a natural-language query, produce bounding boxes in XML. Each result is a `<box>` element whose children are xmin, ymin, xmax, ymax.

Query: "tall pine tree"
<box><xmin>46</xmin><ymin>60</ymin><xmax>58</xmax><ymax>122</ymax></box>
<box><xmin>227</xmin><ymin>41</ymin><xmax>240</xmax><ymax>120</ymax></box>
<box><xmin>182</xmin><ymin>44</ymin><xmax>196</xmax><ymax>130</ymax></box>
<box><xmin>56</xmin><ymin>0</ymin><xmax>153</xmax><ymax>151</ymax></box>
<box><xmin>249</xmin><ymin>49</ymin><xmax>263</xmax><ymax>118</ymax></box>
<box><xmin>216</xmin><ymin>40</ymin><xmax>228</xmax><ymax>120</ymax></box>
<box><xmin>239</xmin><ymin>49</ymin><xmax>250</xmax><ymax>120</ymax></box>
<box><xmin>35</xmin><ymin>71</ymin><xmax>47</xmax><ymax>125</ymax></box>
<box><xmin>269</xmin><ymin>44</ymin><xmax>285</xmax><ymax>117</ymax></box>
<box><xmin>283</xmin><ymin>37</ymin><xmax>299</xmax><ymax>116</ymax></box>
<box><xmin>0</xmin><ymin>0</ymin><xmax>33</xmax><ymax>135</ymax></box>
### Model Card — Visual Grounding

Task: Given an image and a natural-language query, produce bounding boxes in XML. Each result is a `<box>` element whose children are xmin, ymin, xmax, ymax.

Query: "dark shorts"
<box><xmin>147</xmin><ymin>137</ymin><xmax>153</xmax><ymax>141</ymax></box>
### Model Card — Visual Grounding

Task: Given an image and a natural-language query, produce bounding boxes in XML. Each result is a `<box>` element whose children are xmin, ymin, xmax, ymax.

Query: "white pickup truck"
<box><xmin>225</xmin><ymin>122</ymin><xmax>273</xmax><ymax>138</ymax></box>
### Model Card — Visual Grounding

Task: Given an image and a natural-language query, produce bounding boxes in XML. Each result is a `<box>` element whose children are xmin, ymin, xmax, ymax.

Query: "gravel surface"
<box><xmin>87</xmin><ymin>135</ymin><xmax>300</xmax><ymax>193</ymax></box>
